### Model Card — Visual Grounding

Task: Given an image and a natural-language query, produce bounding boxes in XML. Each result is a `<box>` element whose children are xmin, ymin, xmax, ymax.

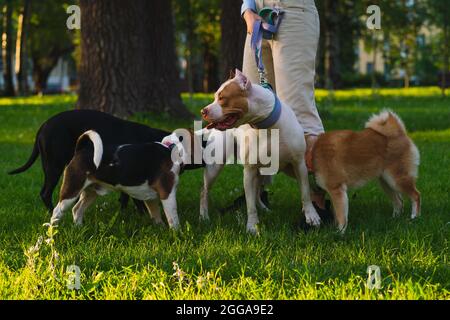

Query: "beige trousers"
<box><xmin>242</xmin><ymin>0</ymin><xmax>324</xmax><ymax>136</ymax></box>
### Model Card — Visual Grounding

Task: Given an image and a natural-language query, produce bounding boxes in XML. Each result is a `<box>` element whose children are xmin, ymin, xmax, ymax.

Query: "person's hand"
<box><xmin>243</xmin><ymin>9</ymin><xmax>261</xmax><ymax>35</ymax></box>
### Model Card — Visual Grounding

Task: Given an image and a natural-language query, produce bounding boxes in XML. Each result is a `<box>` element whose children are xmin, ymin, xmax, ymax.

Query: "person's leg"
<box><xmin>270</xmin><ymin>0</ymin><xmax>325</xmax><ymax>207</ymax></box>
<box><xmin>270</xmin><ymin>0</ymin><xmax>324</xmax><ymax>159</ymax></box>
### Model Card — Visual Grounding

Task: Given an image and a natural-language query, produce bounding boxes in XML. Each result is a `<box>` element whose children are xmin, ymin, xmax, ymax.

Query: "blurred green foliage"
<box><xmin>0</xmin><ymin>0</ymin><xmax>448</xmax><ymax>93</ymax></box>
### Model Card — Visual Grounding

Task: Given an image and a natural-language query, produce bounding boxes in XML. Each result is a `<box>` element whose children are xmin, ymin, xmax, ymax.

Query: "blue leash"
<box><xmin>250</xmin><ymin>7</ymin><xmax>283</xmax><ymax>89</ymax></box>
<box><xmin>249</xmin><ymin>7</ymin><xmax>283</xmax><ymax>129</ymax></box>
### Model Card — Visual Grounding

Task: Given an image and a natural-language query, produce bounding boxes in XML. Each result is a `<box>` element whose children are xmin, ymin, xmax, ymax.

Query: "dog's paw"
<box><xmin>392</xmin><ymin>209</ymin><xmax>401</xmax><ymax>218</ymax></box>
<box><xmin>336</xmin><ymin>224</ymin><xmax>347</xmax><ymax>234</ymax></box>
<box><xmin>153</xmin><ymin>218</ymin><xmax>165</xmax><ymax>226</ymax></box>
<box><xmin>167</xmin><ymin>218</ymin><xmax>180</xmax><ymax>230</ymax></box>
<box><xmin>72</xmin><ymin>213</ymin><xmax>83</xmax><ymax>226</ymax></box>
<box><xmin>392</xmin><ymin>206</ymin><xmax>403</xmax><ymax>218</ymax></box>
<box><xmin>199</xmin><ymin>214</ymin><xmax>210</xmax><ymax>223</ymax></box>
<box><xmin>200</xmin><ymin>206</ymin><xmax>210</xmax><ymax>220</ymax></box>
<box><xmin>246</xmin><ymin>223</ymin><xmax>260</xmax><ymax>235</ymax></box>
<box><xmin>50</xmin><ymin>217</ymin><xmax>60</xmax><ymax>226</ymax></box>
<box><xmin>304</xmin><ymin>206</ymin><xmax>321</xmax><ymax>227</ymax></box>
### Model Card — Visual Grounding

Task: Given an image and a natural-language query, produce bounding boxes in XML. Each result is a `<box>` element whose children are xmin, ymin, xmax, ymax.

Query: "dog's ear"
<box><xmin>235</xmin><ymin>69</ymin><xmax>252</xmax><ymax>91</ymax></box>
<box><xmin>229</xmin><ymin>69</ymin><xmax>235</xmax><ymax>79</ymax></box>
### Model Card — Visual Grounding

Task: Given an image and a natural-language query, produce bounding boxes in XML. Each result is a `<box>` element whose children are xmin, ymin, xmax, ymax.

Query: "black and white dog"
<box><xmin>8</xmin><ymin>109</ymin><xmax>171</xmax><ymax>212</ymax></box>
<box><xmin>50</xmin><ymin>130</ymin><xmax>181</xmax><ymax>229</ymax></box>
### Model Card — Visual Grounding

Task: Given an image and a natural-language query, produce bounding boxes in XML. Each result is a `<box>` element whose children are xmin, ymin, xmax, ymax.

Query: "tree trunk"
<box><xmin>337</xmin><ymin>1</ymin><xmax>358</xmax><ymax>85</ymax></box>
<box><xmin>2</xmin><ymin>0</ymin><xmax>15</xmax><ymax>97</ymax></box>
<box><xmin>323</xmin><ymin>0</ymin><xmax>340</xmax><ymax>90</ymax></box>
<box><xmin>402</xmin><ymin>39</ymin><xmax>410</xmax><ymax>89</ymax></box>
<box><xmin>442</xmin><ymin>19</ymin><xmax>449</xmax><ymax>96</ymax></box>
<box><xmin>203</xmin><ymin>41</ymin><xmax>220</xmax><ymax>92</ymax></box>
<box><xmin>15</xmin><ymin>0</ymin><xmax>32</xmax><ymax>96</ymax></box>
<box><xmin>77</xmin><ymin>0</ymin><xmax>192</xmax><ymax>118</ymax></box>
<box><xmin>143</xmin><ymin>0</ymin><xmax>193</xmax><ymax>117</ymax></box>
<box><xmin>404</xmin><ymin>71</ymin><xmax>410</xmax><ymax>89</ymax></box>
<box><xmin>32</xmin><ymin>63</ymin><xmax>53</xmax><ymax>94</ymax></box>
<box><xmin>383</xmin><ymin>31</ymin><xmax>391</xmax><ymax>82</ymax></box>
<box><xmin>31</xmin><ymin>47</ymin><xmax>72</xmax><ymax>95</ymax></box>
<box><xmin>185</xmin><ymin>0</ymin><xmax>194</xmax><ymax>99</ymax></box>
<box><xmin>371</xmin><ymin>35</ymin><xmax>378</xmax><ymax>91</ymax></box>
<box><xmin>220</xmin><ymin>0</ymin><xmax>246</xmax><ymax>80</ymax></box>
<box><xmin>192</xmin><ymin>55</ymin><xmax>204</xmax><ymax>92</ymax></box>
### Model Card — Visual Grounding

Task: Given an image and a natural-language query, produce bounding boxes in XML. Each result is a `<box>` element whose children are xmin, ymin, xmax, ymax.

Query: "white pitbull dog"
<box><xmin>199</xmin><ymin>69</ymin><xmax>321</xmax><ymax>233</ymax></box>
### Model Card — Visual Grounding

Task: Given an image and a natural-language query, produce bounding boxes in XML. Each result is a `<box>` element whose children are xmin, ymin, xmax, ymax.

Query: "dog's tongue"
<box><xmin>206</xmin><ymin>115</ymin><xmax>238</xmax><ymax>131</ymax></box>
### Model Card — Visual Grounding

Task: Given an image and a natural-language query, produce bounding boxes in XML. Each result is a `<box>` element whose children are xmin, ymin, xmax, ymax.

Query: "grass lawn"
<box><xmin>0</xmin><ymin>88</ymin><xmax>449</xmax><ymax>299</ymax></box>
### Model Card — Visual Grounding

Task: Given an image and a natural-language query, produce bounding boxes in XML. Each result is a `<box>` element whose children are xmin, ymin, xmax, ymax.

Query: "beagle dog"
<box><xmin>50</xmin><ymin>130</ymin><xmax>181</xmax><ymax>229</ymax></box>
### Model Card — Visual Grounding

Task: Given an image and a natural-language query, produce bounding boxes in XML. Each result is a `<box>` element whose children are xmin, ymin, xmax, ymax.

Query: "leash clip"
<box><xmin>258</xmin><ymin>68</ymin><xmax>267</xmax><ymax>86</ymax></box>
<box><xmin>251</xmin><ymin>7</ymin><xmax>284</xmax><ymax>88</ymax></box>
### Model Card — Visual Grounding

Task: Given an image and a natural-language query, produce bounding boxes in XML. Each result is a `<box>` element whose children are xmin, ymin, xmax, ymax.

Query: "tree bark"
<box><xmin>323</xmin><ymin>0</ymin><xmax>341</xmax><ymax>90</ymax></box>
<box><xmin>31</xmin><ymin>46</ymin><xmax>73</xmax><ymax>94</ymax></box>
<box><xmin>32</xmin><ymin>62</ymin><xmax>53</xmax><ymax>94</ymax></box>
<box><xmin>371</xmin><ymin>35</ymin><xmax>378</xmax><ymax>90</ymax></box>
<box><xmin>203</xmin><ymin>40</ymin><xmax>220</xmax><ymax>92</ymax></box>
<box><xmin>442</xmin><ymin>17</ymin><xmax>449</xmax><ymax>96</ymax></box>
<box><xmin>77</xmin><ymin>0</ymin><xmax>192</xmax><ymax>118</ymax></box>
<box><xmin>185</xmin><ymin>0</ymin><xmax>194</xmax><ymax>98</ymax></box>
<box><xmin>15</xmin><ymin>0</ymin><xmax>32</xmax><ymax>96</ymax></box>
<box><xmin>220</xmin><ymin>0</ymin><xmax>246</xmax><ymax>80</ymax></box>
<box><xmin>2</xmin><ymin>0</ymin><xmax>15</xmax><ymax>97</ymax></box>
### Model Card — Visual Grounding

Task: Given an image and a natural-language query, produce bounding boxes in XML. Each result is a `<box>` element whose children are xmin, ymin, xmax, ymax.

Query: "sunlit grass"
<box><xmin>315</xmin><ymin>86</ymin><xmax>448</xmax><ymax>99</ymax></box>
<box><xmin>0</xmin><ymin>88</ymin><xmax>449</xmax><ymax>299</ymax></box>
<box><xmin>0</xmin><ymin>94</ymin><xmax>77</xmax><ymax>107</ymax></box>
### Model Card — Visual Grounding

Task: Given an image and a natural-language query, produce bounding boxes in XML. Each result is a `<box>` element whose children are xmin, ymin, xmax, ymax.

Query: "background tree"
<box><xmin>199</xmin><ymin>7</ymin><xmax>220</xmax><ymax>92</ymax></box>
<box><xmin>0</xmin><ymin>0</ymin><xmax>444</xmax><ymax>98</ymax></box>
<box><xmin>15</xmin><ymin>0</ymin><xmax>31</xmax><ymax>95</ymax></box>
<box><xmin>220</xmin><ymin>0</ymin><xmax>246</xmax><ymax>81</ymax></box>
<box><xmin>174</xmin><ymin>0</ymin><xmax>221</xmax><ymax>93</ymax></box>
<box><xmin>380</xmin><ymin>0</ymin><xmax>427</xmax><ymax>88</ymax></box>
<box><xmin>321</xmin><ymin>0</ymin><xmax>341</xmax><ymax>89</ymax></box>
<box><xmin>359</xmin><ymin>0</ymin><xmax>384</xmax><ymax>90</ymax></box>
<box><xmin>77</xmin><ymin>0</ymin><xmax>191</xmax><ymax>118</ymax></box>
<box><xmin>28</xmin><ymin>1</ymin><xmax>75</xmax><ymax>94</ymax></box>
<box><xmin>338</xmin><ymin>1</ymin><xmax>363</xmax><ymax>85</ymax></box>
<box><xmin>2</xmin><ymin>0</ymin><xmax>15</xmax><ymax>96</ymax></box>
<box><xmin>426</xmin><ymin>0</ymin><xmax>449</xmax><ymax>95</ymax></box>
<box><xmin>174</xmin><ymin>0</ymin><xmax>196</xmax><ymax>97</ymax></box>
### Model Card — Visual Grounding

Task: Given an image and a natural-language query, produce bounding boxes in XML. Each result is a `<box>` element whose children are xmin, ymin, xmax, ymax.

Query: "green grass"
<box><xmin>0</xmin><ymin>88</ymin><xmax>449</xmax><ymax>299</ymax></box>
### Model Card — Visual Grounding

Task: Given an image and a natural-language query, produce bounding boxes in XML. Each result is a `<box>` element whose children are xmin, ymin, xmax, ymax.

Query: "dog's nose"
<box><xmin>201</xmin><ymin>108</ymin><xmax>208</xmax><ymax>118</ymax></box>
